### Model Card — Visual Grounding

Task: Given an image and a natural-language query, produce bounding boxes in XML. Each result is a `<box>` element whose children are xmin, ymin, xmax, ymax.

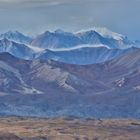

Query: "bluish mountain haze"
<box><xmin>0</xmin><ymin>28</ymin><xmax>139</xmax><ymax>64</ymax></box>
<box><xmin>0</xmin><ymin>49</ymin><xmax>140</xmax><ymax>118</ymax></box>
<box><xmin>0</xmin><ymin>28</ymin><xmax>139</xmax><ymax>118</ymax></box>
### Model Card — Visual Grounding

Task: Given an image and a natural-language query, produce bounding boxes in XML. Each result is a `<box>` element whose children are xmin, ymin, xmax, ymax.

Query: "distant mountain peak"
<box><xmin>93</xmin><ymin>27</ymin><xmax>125</xmax><ymax>40</ymax></box>
<box><xmin>4</xmin><ymin>30</ymin><xmax>21</xmax><ymax>35</ymax></box>
<box><xmin>43</xmin><ymin>30</ymin><xmax>51</xmax><ymax>35</ymax></box>
<box><xmin>55</xmin><ymin>29</ymin><xmax>65</xmax><ymax>34</ymax></box>
<box><xmin>0</xmin><ymin>30</ymin><xmax>32</xmax><ymax>44</ymax></box>
<box><xmin>1</xmin><ymin>30</ymin><xmax>27</xmax><ymax>38</ymax></box>
<box><xmin>76</xmin><ymin>27</ymin><xmax>125</xmax><ymax>40</ymax></box>
<box><xmin>76</xmin><ymin>30</ymin><xmax>102</xmax><ymax>38</ymax></box>
<box><xmin>54</xmin><ymin>29</ymin><xmax>73</xmax><ymax>36</ymax></box>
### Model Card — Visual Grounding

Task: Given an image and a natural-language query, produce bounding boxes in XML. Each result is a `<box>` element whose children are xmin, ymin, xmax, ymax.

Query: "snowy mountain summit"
<box><xmin>0</xmin><ymin>30</ymin><xmax>32</xmax><ymax>44</ymax></box>
<box><xmin>93</xmin><ymin>27</ymin><xmax>125</xmax><ymax>40</ymax></box>
<box><xmin>75</xmin><ymin>27</ymin><xmax>125</xmax><ymax>40</ymax></box>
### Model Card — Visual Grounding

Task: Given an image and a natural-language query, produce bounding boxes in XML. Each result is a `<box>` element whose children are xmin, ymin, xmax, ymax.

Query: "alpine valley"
<box><xmin>0</xmin><ymin>27</ymin><xmax>140</xmax><ymax>118</ymax></box>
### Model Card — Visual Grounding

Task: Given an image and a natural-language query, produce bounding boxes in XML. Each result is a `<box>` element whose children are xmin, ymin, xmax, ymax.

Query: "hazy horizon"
<box><xmin>0</xmin><ymin>0</ymin><xmax>139</xmax><ymax>40</ymax></box>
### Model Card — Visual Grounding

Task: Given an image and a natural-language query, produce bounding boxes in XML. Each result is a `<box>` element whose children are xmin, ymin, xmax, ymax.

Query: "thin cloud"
<box><xmin>0</xmin><ymin>0</ymin><xmax>73</xmax><ymax>8</ymax></box>
<box><xmin>0</xmin><ymin>0</ymin><xmax>139</xmax><ymax>40</ymax></box>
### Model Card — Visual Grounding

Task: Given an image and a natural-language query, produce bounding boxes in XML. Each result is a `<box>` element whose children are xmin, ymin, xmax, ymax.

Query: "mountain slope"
<box><xmin>0</xmin><ymin>49</ymin><xmax>139</xmax><ymax>118</ymax></box>
<box><xmin>36</xmin><ymin>46</ymin><xmax>137</xmax><ymax>64</ymax></box>
<box><xmin>0</xmin><ymin>52</ymin><xmax>42</xmax><ymax>95</ymax></box>
<box><xmin>0</xmin><ymin>31</ymin><xmax>32</xmax><ymax>44</ymax></box>
<box><xmin>0</xmin><ymin>39</ymin><xmax>34</xmax><ymax>59</ymax></box>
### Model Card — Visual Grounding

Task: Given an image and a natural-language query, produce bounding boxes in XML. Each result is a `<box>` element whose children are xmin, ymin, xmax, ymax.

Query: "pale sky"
<box><xmin>0</xmin><ymin>0</ymin><xmax>139</xmax><ymax>40</ymax></box>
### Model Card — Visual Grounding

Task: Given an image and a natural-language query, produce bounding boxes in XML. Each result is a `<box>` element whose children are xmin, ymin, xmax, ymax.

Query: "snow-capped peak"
<box><xmin>75</xmin><ymin>30</ymin><xmax>100</xmax><ymax>36</ymax></box>
<box><xmin>54</xmin><ymin>29</ymin><xmax>73</xmax><ymax>35</ymax></box>
<box><xmin>93</xmin><ymin>27</ymin><xmax>125</xmax><ymax>40</ymax></box>
<box><xmin>76</xmin><ymin>27</ymin><xmax>125</xmax><ymax>40</ymax></box>
<box><xmin>0</xmin><ymin>30</ymin><xmax>32</xmax><ymax>44</ymax></box>
<box><xmin>0</xmin><ymin>30</ymin><xmax>25</xmax><ymax>38</ymax></box>
<box><xmin>55</xmin><ymin>29</ymin><xmax>65</xmax><ymax>34</ymax></box>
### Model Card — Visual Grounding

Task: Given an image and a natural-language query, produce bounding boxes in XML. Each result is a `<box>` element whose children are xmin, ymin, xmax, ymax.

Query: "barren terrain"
<box><xmin>0</xmin><ymin>117</ymin><xmax>139</xmax><ymax>140</ymax></box>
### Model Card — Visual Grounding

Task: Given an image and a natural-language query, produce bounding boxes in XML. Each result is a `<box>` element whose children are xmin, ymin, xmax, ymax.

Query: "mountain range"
<box><xmin>0</xmin><ymin>27</ymin><xmax>140</xmax><ymax>118</ymax></box>
<box><xmin>0</xmin><ymin>48</ymin><xmax>140</xmax><ymax>118</ymax></box>
<box><xmin>0</xmin><ymin>28</ymin><xmax>139</xmax><ymax>64</ymax></box>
